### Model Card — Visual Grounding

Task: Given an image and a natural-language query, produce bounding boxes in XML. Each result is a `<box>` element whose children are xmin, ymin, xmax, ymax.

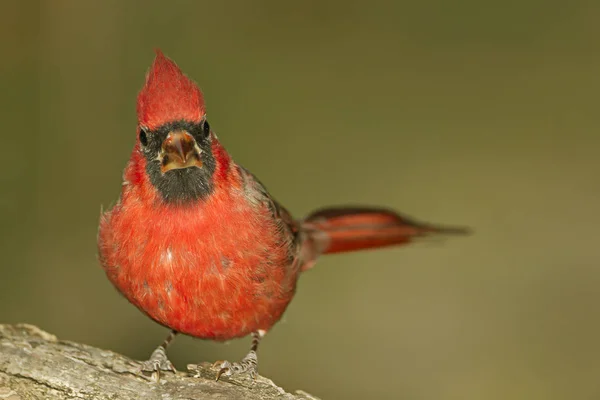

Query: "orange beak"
<box><xmin>160</xmin><ymin>130</ymin><xmax>203</xmax><ymax>173</ymax></box>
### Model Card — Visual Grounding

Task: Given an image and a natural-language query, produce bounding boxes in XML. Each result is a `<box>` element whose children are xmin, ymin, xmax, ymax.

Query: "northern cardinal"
<box><xmin>98</xmin><ymin>50</ymin><xmax>469</xmax><ymax>381</ymax></box>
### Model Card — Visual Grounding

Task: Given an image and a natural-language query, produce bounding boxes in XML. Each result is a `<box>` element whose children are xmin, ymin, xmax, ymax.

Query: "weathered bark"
<box><xmin>0</xmin><ymin>324</ymin><xmax>319</xmax><ymax>400</ymax></box>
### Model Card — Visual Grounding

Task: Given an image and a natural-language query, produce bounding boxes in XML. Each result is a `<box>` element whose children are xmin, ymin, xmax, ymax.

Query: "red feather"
<box><xmin>302</xmin><ymin>207</ymin><xmax>470</xmax><ymax>255</ymax></box>
<box><xmin>137</xmin><ymin>49</ymin><xmax>205</xmax><ymax>130</ymax></box>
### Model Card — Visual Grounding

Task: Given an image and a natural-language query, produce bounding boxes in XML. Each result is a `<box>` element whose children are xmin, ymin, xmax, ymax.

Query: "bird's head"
<box><xmin>134</xmin><ymin>50</ymin><xmax>219</xmax><ymax>204</ymax></box>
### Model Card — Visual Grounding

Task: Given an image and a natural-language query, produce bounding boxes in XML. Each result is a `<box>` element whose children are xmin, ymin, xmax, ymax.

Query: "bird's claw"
<box><xmin>214</xmin><ymin>361</ymin><xmax>230</xmax><ymax>381</ymax></box>
<box><xmin>213</xmin><ymin>351</ymin><xmax>258</xmax><ymax>381</ymax></box>
<box><xmin>138</xmin><ymin>347</ymin><xmax>176</xmax><ymax>382</ymax></box>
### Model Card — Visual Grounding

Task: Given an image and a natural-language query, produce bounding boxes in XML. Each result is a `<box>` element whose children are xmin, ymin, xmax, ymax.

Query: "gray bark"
<box><xmin>0</xmin><ymin>324</ymin><xmax>319</xmax><ymax>400</ymax></box>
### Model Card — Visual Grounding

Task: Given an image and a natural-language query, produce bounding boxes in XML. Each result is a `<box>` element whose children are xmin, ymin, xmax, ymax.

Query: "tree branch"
<box><xmin>0</xmin><ymin>324</ymin><xmax>319</xmax><ymax>400</ymax></box>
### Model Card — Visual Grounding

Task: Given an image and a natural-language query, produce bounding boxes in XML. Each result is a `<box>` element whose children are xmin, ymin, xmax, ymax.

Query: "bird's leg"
<box><xmin>215</xmin><ymin>330</ymin><xmax>265</xmax><ymax>381</ymax></box>
<box><xmin>139</xmin><ymin>330</ymin><xmax>178</xmax><ymax>380</ymax></box>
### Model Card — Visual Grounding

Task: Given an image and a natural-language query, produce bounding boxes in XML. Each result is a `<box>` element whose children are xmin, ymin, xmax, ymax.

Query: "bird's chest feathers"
<box><xmin>108</xmin><ymin>190</ymin><xmax>286</xmax><ymax>300</ymax></box>
<box><xmin>100</xmin><ymin>188</ymin><xmax>295</xmax><ymax>338</ymax></box>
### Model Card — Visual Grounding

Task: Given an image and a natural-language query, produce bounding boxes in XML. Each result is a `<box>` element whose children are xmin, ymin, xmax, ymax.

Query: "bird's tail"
<box><xmin>300</xmin><ymin>206</ymin><xmax>470</xmax><ymax>257</ymax></box>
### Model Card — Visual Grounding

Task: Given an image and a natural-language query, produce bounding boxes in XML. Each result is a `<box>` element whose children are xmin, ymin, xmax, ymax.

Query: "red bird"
<box><xmin>98</xmin><ymin>50</ymin><xmax>469</xmax><ymax>380</ymax></box>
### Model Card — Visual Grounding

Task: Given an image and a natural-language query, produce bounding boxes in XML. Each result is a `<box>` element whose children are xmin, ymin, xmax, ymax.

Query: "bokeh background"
<box><xmin>3</xmin><ymin>1</ymin><xmax>600</xmax><ymax>399</ymax></box>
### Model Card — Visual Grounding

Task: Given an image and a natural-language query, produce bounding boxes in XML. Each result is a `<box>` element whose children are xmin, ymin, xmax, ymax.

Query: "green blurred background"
<box><xmin>2</xmin><ymin>1</ymin><xmax>600</xmax><ymax>399</ymax></box>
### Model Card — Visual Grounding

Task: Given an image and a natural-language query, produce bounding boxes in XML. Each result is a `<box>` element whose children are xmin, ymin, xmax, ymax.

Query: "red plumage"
<box><xmin>97</xmin><ymin>50</ymin><xmax>469</xmax><ymax>378</ymax></box>
<box><xmin>137</xmin><ymin>50</ymin><xmax>205</xmax><ymax>130</ymax></box>
<box><xmin>303</xmin><ymin>207</ymin><xmax>470</xmax><ymax>255</ymax></box>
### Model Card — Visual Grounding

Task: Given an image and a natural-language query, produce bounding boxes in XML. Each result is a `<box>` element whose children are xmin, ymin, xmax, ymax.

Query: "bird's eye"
<box><xmin>201</xmin><ymin>119</ymin><xmax>210</xmax><ymax>137</ymax></box>
<box><xmin>139</xmin><ymin>128</ymin><xmax>148</xmax><ymax>146</ymax></box>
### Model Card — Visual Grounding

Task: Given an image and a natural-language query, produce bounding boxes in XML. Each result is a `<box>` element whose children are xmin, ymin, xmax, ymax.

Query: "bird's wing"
<box><xmin>236</xmin><ymin>165</ymin><xmax>303</xmax><ymax>267</ymax></box>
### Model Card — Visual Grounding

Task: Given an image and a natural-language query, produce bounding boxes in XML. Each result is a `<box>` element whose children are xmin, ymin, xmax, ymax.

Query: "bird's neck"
<box><xmin>209</xmin><ymin>137</ymin><xmax>239</xmax><ymax>191</ymax></box>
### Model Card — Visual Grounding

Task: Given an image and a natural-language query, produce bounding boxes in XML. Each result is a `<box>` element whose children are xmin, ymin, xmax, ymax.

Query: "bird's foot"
<box><xmin>213</xmin><ymin>350</ymin><xmax>258</xmax><ymax>381</ymax></box>
<box><xmin>138</xmin><ymin>346</ymin><xmax>177</xmax><ymax>381</ymax></box>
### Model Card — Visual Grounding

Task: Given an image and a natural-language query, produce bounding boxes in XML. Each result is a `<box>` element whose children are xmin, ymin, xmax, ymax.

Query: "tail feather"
<box><xmin>301</xmin><ymin>206</ymin><xmax>470</xmax><ymax>255</ymax></box>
